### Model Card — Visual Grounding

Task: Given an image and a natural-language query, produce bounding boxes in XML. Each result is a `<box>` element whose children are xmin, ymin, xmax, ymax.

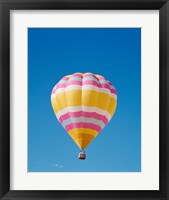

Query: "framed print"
<box><xmin>0</xmin><ymin>0</ymin><xmax>169</xmax><ymax>199</ymax></box>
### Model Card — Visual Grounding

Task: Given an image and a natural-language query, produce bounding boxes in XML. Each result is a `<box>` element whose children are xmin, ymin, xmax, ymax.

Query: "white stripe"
<box><xmin>83</xmin><ymin>76</ymin><xmax>101</xmax><ymax>84</ymax></box>
<box><xmin>107</xmin><ymin>81</ymin><xmax>116</xmax><ymax>89</ymax></box>
<box><xmin>83</xmin><ymin>76</ymin><xmax>110</xmax><ymax>85</ymax></box>
<box><xmin>51</xmin><ymin>85</ymin><xmax>117</xmax><ymax>99</ymax></box>
<box><xmin>56</xmin><ymin>106</ymin><xmax>112</xmax><ymax>121</ymax></box>
<box><xmin>58</xmin><ymin>79</ymin><xmax>68</xmax><ymax>84</ymax></box>
<box><xmin>61</xmin><ymin>117</ymin><xmax>105</xmax><ymax>129</ymax></box>
<box><xmin>110</xmin><ymin>85</ymin><xmax>116</xmax><ymax>90</ymax></box>
<box><xmin>69</xmin><ymin>76</ymin><xmax>82</xmax><ymax>81</ymax></box>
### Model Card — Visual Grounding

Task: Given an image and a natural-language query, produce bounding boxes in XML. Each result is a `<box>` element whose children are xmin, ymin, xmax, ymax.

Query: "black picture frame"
<box><xmin>0</xmin><ymin>0</ymin><xmax>168</xmax><ymax>199</ymax></box>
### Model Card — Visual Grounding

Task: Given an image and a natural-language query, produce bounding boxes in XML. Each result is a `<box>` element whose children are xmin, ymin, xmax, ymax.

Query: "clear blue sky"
<box><xmin>28</xmin><ymin>28</ymin><xmax>141</xmax><ymax>172</ymax></box>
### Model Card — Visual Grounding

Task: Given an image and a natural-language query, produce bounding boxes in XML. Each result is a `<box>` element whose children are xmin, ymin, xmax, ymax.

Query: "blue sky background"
<box><xmin>28</xmin><ymin>28</ymin><xmax>141</xmax><ymax>172</ymax></box>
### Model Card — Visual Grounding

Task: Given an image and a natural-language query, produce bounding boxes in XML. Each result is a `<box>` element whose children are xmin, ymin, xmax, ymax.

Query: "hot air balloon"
<box><xmin>51</xmin><ymin>72</ymin><xmax>117</xmax><ymax>159</ymax></box>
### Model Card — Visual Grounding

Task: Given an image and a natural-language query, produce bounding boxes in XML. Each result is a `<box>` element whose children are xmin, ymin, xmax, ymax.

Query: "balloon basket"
<box><xmin>78</xmin><ymin>150</ymin><xmax>86</xmax><ymax>160</ymax></box>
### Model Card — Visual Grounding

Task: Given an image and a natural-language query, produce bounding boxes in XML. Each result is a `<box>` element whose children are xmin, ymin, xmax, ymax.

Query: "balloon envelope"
<box><xmin>51</xmin><ymin>72</ymin><xmax>117</xmax><ymax>150</ymax></box>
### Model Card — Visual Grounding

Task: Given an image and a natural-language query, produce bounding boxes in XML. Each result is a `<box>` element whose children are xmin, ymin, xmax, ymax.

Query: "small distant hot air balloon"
<box><xmin>51</xmin><ymin>72</ymin><xmax>117</xmax><ymax>159</ymax></box>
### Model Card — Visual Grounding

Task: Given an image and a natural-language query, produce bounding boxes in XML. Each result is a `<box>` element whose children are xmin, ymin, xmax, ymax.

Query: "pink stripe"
<box><xmin>56</xmin><ymin>80</ymin><xmax>110</xmax><ymax>89</ymax></box>
<box><xmin>59</xmin><ymin>111</ymin><xmax>108</xmax><ymax>124</ymax></box>
<box><xmin>67</xmin><ymin>80</ymin><xmax>82</xmax><ymax>86</ymax></box>
<box><xmin>110</xmin><ymin>88</ymin><xmax>116</xmax><ymax>94</ymax></box>
<box><xmin>107</xmin><ymin>82</ymin><xmax>116</xmax><ymax>94</ymax></box>
<box><xmin>73</xmin><ymin>73</ymin><xmax>98</xmax><ymax>79</ymax></box>
<box><xmin>52</xmin><ymin>86</ymin><xmax>63</xmax><ymax>94</ymax></box>
<box><xmin>65</xmin><ymin>122</ymin><xmax>102</xmax><ymax>132</ymax></box>
<box><xmin>72</xmin><ymin>73</ymin><xmax>103</xmax><ymax>79</ymax></box>
<box><xmin>83</xmin><ymin>73</ymin><xmax>96</xmax><ymax>78</ymax></box>
<box><xmin>83</xmin><ymin>81</ymin><xmax>116</xmax><ymax>94</ymax></box>
<box><xmin>56</xmin><ymin>81</ymin><xmax>82</xmax><ymax>89</ymax></box>
<box><xmin>82</xmin><ymin>80</ymin><xmax>110</xmax><ymax>90</ymax></box>
<box><xmin>73</xmin><ymin>73</ymin><xmax>83</xmax><ymax>78</ymax></box>
<box><xmin>56</xmin><ymin>83</ymin><xmax>67</xmax><ymax>89</ymax></box>
<box><xmin>51</xmin><ymin>89</ymin><xmax>55</xmax><ymax>95</ymax></box>
<box><xmin>107</xmin><ymin>81</ymin><xmax>112</xmax><ymax>86</ymax></box>
<box><xmin>51</xmin><ymin>85</ymin><xmax>58</xmax><ymax>94</ymax></box>
<box><xmin>52</xmin><ymin>90</ymin><xmax>55</xmax><ymax>94</ymax></box>
<box><xmin>54</xmin><ymin>80</ymin><xmax>116</xmax><ymax>94</ymax></box>
<box><xmin>83</xmin><ymin>74</ymin><xmax>100</xmax><ymax>82</ymax></box>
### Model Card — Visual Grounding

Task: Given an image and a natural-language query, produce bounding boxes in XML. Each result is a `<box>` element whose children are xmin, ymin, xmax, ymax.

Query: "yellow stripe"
<box><xmin>51</xmin><ymin>90</ymin><xmax>116</xmax><ymax>115</ymax></box>
<box><xmin>68</xmin><ymin>128</ymin><xmax>98</xmax><ymax>137</ymax></box>
<box><xmin>68</xmin><ymin>129</ymin><xmax>98</xmax><ymax>149</ymax></box>
<box><xmin>51</xmin><ymin>92</ymin><xmax>67</xmax><ymax>114</ymax></box>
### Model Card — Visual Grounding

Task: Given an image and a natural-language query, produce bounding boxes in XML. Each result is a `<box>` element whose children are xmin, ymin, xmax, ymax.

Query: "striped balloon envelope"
<box><xmin>51</xmin><ymin>72</ymin><xmax>117</xmax><ymax>159</ymax></box>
